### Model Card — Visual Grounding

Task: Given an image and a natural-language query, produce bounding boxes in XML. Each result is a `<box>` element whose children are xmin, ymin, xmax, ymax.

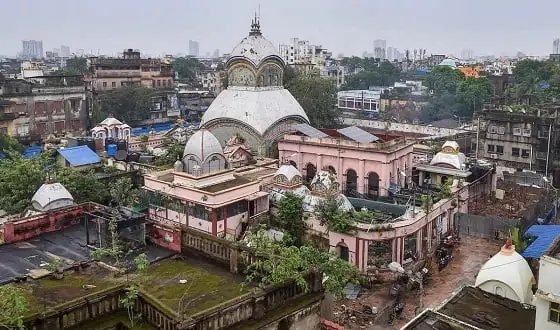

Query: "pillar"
<box><xmin>395</xmin><ymin>237</ymin><xmax>402</xmax><ymax>264</ymax></box>
<box><xmin>211</xmin><ymin>209</ymin><xmax>218</xmax><ymax>236</ymax></box>
<box><xmin>416</xmin><ymin>230</ymin><xmax>423</xmax><ymax>259</ymax></box>
<box><xmin>317</xmin><ymin>154</ymin><xmax>323</xmax><ymax>172</ymax></box>
<box><xmin>358</xmin><ymin>159</ymin><xmax>365</xmax><ymax>194</ymax></box>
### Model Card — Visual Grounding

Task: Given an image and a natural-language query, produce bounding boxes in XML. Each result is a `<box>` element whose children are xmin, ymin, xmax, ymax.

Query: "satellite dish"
<box><xmin>115</xmin><ymin>150</ymin><xmax>127</xmax><ymax>161</ymax></box>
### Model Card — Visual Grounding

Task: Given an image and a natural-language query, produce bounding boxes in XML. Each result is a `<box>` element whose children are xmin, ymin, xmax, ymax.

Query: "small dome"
<box><xmin>274</xmin><ymin>164</ymin><xmax>301</xmax><ymax>182</ymax></box>
<box><xmin>438</xmin><ymin>59</ymin><xmax>458</xmax><ymax>68</ymax></box>
<box><xmin>183</xmin><ymin>129</ymin><xmax>224</xmax><ymax>163</ymax></box>
<box><xmin>228</xmin><ymin>18</ymin><xmax>283</xmax><ymax>68</ymax></box>
<box><xmin>475</xmin><ymin>242</ymin><xmax>534</xmax><ymax>304</ymax></box>
<box><xmin>32</xmin><ymin>182</ymin><xmax>74</xmax><ymax>212</ymax></box>
<box><xmin>174</xmin><ymin>159</ymin><xmax>183</xmax><ymax>172</ymax></box>
<box><xmin>430</xmin><ymin>152</ymin><xmax>466</xmax><ymax>170</ymax></box>
<box><xmin>310</xmin><ymin>171</ymin><xmax>340</xmax><ymax>195</ymax></box>
<box><xmin>99</xmin><ymin>116</ymin><xmax>123</xmax><ymax>126</ymax></box>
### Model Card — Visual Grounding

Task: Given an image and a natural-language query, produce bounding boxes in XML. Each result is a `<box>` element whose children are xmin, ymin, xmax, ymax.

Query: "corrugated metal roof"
<box><xmin>337</xmin><ymin>126</ymin><xmax>379</xmax><ymax>143</ymax></box>
<box><xmin>291</xmin><ymin>123</ymin><xmax>328</xmax><ymax>138</ymax></box>
<box><xmin>521</xmin><ymin>225</ymin><xmax>560</xmax><ymax>258</ymax></box>
<box><xmin>57</xmin><ymin>146</ymin><xmax>101</xmax><ymax>167</ymax></box>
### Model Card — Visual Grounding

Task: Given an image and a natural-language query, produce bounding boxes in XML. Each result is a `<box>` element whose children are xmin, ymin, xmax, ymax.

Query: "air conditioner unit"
<box><xmin>490</xmin><ymin>154</ymin><xmax>498</xmax><ymax>159</ymax></box>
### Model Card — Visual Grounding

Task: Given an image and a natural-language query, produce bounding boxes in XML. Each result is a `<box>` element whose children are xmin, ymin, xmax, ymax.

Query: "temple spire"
<box><xmin>249</xmin><ymin>12</ymin><xmax>261</xmax><ymax>36</ymax></box>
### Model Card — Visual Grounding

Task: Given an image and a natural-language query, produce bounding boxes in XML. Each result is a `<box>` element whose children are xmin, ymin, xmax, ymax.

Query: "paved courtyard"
<box><xmin>333</xmin><ymin>236</ymin><xmax>503</xmax><ymax>329</ymax></box>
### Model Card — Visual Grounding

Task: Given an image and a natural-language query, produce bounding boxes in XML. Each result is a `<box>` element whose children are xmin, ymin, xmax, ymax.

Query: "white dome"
<box><xmin>31</xmin><ymin>182</ymin><xmax>74</xmax><ymax>212</ymax></box>
<box><xmin>99</xmin><ymin>116</ymin><xmax>123</xmax><ymax>126</ymax></box>
<box><xmin>228</xmin><ymin>27</ymin><xmax>283</xmax><ymax>67</ymax></box>
<box><xmin>475</xmin><ymin>244</ymin><xmax>534</xmax><ymax>304</ymax></box>
<box><xmin>200</xmin><ymin>88</ymin><xmax>309</xmax><ymax>136</ymax></box>
<box><xmin>183</xmin><ymin>129</ymin><xmax>224</xmax><ymax>163</ymax></box>
<box><xmin>274</xmin><ymin>164</ymin><xmax>301</xmax><ymax>182</ymax></box>
<box><xmin>430</xmin><ymin>152</ymin><xmax>465</xmax><ymax>169</ymax></box>
<box><xmin>438</xmin><ymin>59</ymin><xmax>458</xmax><ymax>68</ymax></box>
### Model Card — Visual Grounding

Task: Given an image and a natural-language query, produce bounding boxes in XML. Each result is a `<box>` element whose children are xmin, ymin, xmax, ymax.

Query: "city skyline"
<box><xmin>2</xmin><ymin>0</ymin><xmax>560</xmax><ymax>58</ymax></box>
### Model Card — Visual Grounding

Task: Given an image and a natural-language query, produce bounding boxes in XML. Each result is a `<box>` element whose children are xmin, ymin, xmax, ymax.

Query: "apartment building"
<box><xmin>88</xmin><ymin>49</ymin><xmax>174</xmax><ymax>92</ymax></box>
<box><xmin>474</xmin><ymin>105</ymin><xmax>560</xmax><ymax>185</ymax></box>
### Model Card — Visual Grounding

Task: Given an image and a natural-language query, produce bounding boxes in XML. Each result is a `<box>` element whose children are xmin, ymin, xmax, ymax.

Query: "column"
<box><xmin>317</xmin><ymin>154</ymin><xmax>323</xmax><ymax>172</ymax></box>
<box><xmin>395</xmin><ymin>237</ymin><xmax>402</xmax><ymax>264</ymax></box>
<box><xmin>338</xmin><ymin>155</ymin><xmax>343</xmax><ymax>184</ymax></box>
<box><xmin>416</xmin><ymin>230</ymin><xmax>423</xmax><ymax>259</ymax></box>
<box><xmin>358</xmin><ymin>159</ymin><xmax>365</xmax><ymax>194</ymax></box>
<box><xmin>211</xmin><ymin>209</ymin><xmax>218</xmax><ymax>236</ymax></box>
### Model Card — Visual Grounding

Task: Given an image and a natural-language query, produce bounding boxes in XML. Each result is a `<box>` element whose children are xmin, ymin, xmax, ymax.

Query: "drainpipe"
<box><xmin>475</xmin><ymin>117</ymin><xmax>480</xmax><ymax>160</ymax></box>
<box><xmin>546</xmin><ymin>123</ymin><xmax>552</xmax><ymax>179</ymax></box>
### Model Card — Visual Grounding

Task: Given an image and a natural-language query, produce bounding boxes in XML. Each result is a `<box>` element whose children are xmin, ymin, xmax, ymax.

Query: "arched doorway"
<box><xmin>336</xmin><ymin>242</ymin><xmax>349</xmax><ymax>261</ymax></box>
<box><xmin>327</xmin><ymin>165</ymin><xmax>337</xmax><ymax>175</ymax></box>
<box><xmin>367</xmin><ymin>172</ymin><xmax>380</xmax><ymax>198</ymax></box>
<box><xmin>306</xmin><ymin>163</ymin><xmax>316</xmax><ymax>184</ymax></box>
<box><xmin>289</xmin><ymin>160</ymin><xmax>297</xmax><ymax>169</ymax></box>
<box><xmin>345</xmin><ymin>169</ymin><xmax>357</xmax><ymax>195</ymax></box>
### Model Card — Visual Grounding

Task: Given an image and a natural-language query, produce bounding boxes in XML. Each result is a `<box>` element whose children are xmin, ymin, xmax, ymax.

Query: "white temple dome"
<box><xmin>183</xmin><ymin>129</ymin><xmax>224</xmax><ymax>163</ymax></box>
<box><xmin>474</xmin><ymin>241</ymin><xmax>534</xmax><ymax>304</ymax></box>
<box><xmin>31</xmin><ymin>182</ymin><xmax>74</xmax><ymax>212</ymax></box>
<box><xmin>227</xmin><ymin>17</ymin><xmax>283</xmax><ymax>68</ymax></box>
<box><xmin>99</xmin><ymin>116</ymin><xmax>124</xmax><ymax>126</ymax></box>
<box><xmin>274</xmin><ymin>164</ymin><xmax>301</xmax><ymax>182</ymax></box>
<box><xmin>430</xmin><ymin>140</ymin><xmax>466</xmax><ymax>170</ymax></box>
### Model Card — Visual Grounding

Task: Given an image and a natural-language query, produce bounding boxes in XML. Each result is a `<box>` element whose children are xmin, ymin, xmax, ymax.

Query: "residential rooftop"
<box><xmin>402</xmin><ymin>286</ymin><xmax>535</xmax><ymax>330</ymax></box>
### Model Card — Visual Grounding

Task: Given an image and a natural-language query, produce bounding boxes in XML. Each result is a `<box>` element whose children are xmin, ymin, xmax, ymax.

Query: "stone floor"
<box><xmin>333</xmin><ymin>236</ymin><xmax>503</xmax><ymax>329</ymax></box>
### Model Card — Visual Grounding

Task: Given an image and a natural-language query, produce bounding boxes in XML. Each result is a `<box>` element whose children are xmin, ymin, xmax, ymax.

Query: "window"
<box><xmin>227</xmin><ymin>200</ymin><xmax>248</xmax><ymax>218</ymax></box>
<box><xmin>111</xmin><ymin>82</ymin><xmax>116</xmax><ymax>88</ymax></box>
<box><xmin>550</xmin><ymin>302</ymin><xmax>560</xmax><ymax>324</ymax></box>
<box><xmin>513</xmin><ymin>127</ymin><xmax>522</xmax><ymax>136</ymax></box>
<box><xmin>157</xmin><ymin>80</ymin><xmax>161</xmax><ymax>87</ymax></box>
<box><xmin>487</xmin><ymin>144</ymin><xmax>495</xmax><ymax>152</ymax></box>
<box><xmin>522</xmin><ymin>128</ymin><xmax>531</xmax><ymax>137</ymax></box>
<box><xmin>102</xmin><ymin>82</ymin><xmax>107</xmax><ymax>88</ymax></box>
<box><xmin>496</xmin><ymin>146</ymin><xmax>504</xmax><ymax>154</ymax></box>
<box><xmin>521</xmin><ymin>149</ymin><xmax>530</xmax><ymax>158</ymax></box>
<box><xmin>490</xmin><ymin>125</ymin><xmax>497</xmax><ymax>134</ymax></box>
<box><xmin>192</xmin><ymin>204</ymin><xmax>210</xmax><ymax>221</ymax></box>
<box><xmin>121</xmin><ymin>82</ymin><xmax>126</xmax><ymax>87</ymax></box>
<box><xmin>512</xmin><ymin>148</ymin><xmax>520</xmax><ymax>157</ymax></box>
<box><xmin>498</xmin><ymin>126</ymin><xmax>505</xmax><ymax>135</ymax></box>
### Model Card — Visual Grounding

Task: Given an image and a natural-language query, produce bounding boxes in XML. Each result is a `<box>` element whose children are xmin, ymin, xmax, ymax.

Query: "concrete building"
<box><xmin>189</xmin><ymin>40</ymin><xmax>200</xmax><ymax>57</ymax></box>
<box><xmin>200</xmin><ymin>17</ymin><xmax>310</xmax><ymax>156</ymax></box>
<box><xmin>88</xmin><ymin>49</ymin><xmax>174</xmax><ymax>92</ymax></box>
<box><xmin>0</xmin><ymin>77</ymin><xmax>87</xmax><ymax>140</ymax></box>
<box><xmin>22</xmin><ymin>40</ymin><xmax>43</xmax><ymax>59</ymax></box>
<box><xmin>60</xmin><ymin>45</ymin><xmax>70</xmax><ymax>58</ymax></box>
<box><xmin>337</xmin><ymin>90</ymin><xmax>381</xmax><ymax>116</ymax></box>
<box><xmin>474</xmin><ymin>105</ymin><xmax>560</xmax><ymax>185</ymax></box>
<box><xmin>373</xmin><ymin>39</ymin><xmax>387</xmax><ymax>60</ymax></box>
<box><xmin>534</xmin><ymin>238</ymin><xmax>560</xmax><ymax>329</ymax></box>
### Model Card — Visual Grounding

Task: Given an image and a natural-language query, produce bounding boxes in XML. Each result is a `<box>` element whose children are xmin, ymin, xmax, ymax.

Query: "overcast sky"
<box><xmin>2</xmin><ymin>0</ymin><xmax>559</xmax><ymax>58</ymax></box>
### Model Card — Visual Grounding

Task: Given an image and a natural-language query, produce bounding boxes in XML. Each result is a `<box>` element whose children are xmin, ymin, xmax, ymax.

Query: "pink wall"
<box><xmin>3</xmin><ymin>203</ymin><xmax>100</xmax><ymax>243</ymax></box>
<box><xmin>147</xmin><ymin>224</ymin><xmax>181</xmax><ymax>252</ymax></box>
<box><xmin>278</xmin><ymin>137</ymin><xmax>414</xmax><ymax>196</ymax></box>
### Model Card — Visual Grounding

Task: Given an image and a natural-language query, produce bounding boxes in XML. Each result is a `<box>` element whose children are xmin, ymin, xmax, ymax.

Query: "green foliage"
<box><xmin>0</xmin><ymin>154</ymin><xmax>49</xmax><ymax>214</ymax></box>
<box><xmin>511</xmin><ymin>227</ymin><xmax>531</xmax><ymax>253</ymax></box>
<box><xmin>0</xmin><ymin>134</ymin><xmax>24</xmax><ymax>154</ymax></box>
<box><xmin>44</xmin><ymin>256</ymin><xmax>64</xmax><ymax>273</ymax></box>
<box><xmin>278</xmin><ymin>193</ymin><xmax>305</xmax><ymax>246</ymax></box>
<box><xmin>173</xmin><ymin>57</ymin><xmax>205</xmax><ymax>85</ymax></box>
<box><xmin>66</xmin><ymin>57</ymin><xmax>89</xmax><ymax>75</ymax></box>
<box><xmin>134</xmin><ymin>253</ymin><xmax>150</xmax><ymax>274</ymax></box>
<box><xmin>506</xmin><ymin>59</ymin><xmax>560</xmax><ymax>105</ymax></box>
<box><xmin>285</xmin><ymin>71</ymin><xmax>339</xmax><ymax>128</ymax></box>
<box><xmin>242</xmin><ymin>228</ymin><xmax>361</xmax><ymax>299</ymax></box>
<box><xmin>341</xmin><ymin>61</ymin><xmax>401</xmax><ymax>90</ymax></box>
<box><xmin>153</xmin><ymin>143</ymin><xmax>184</xmax><ymax>167</ymax></box>
<box><xmin>110</xmin><ymin>177</ymin><xmax>139</xmax><ymax>207</ymax></box>
<box><xmin>90</xmin><ymin>217</ymin><xmax>124</xmax><ymax>265</ymax></box>
<box><xmin>46</xmin><ymin>70</ymin><xmax>83</xmax><ymax>86</ymax></box>
<box><xmin>421</xmin><ymin>195</ymin><xmax>434</xmax><ymax>215</ymax></box>
<box><xmin>120</xmin><ymin>285</ymin><xmax>140</xmax><ymax>327</ymax></box>
<box><xmin>0</xmin><ymin>285</ymin><xmax>28</xmax><ymax>329</ymax></box>
<box><xmin>98</xmin><ymin>85</ymin><xmax>155</xmax><ymax>123</ymax></box>
<box><xmin>421</xmin><ymin>66</ymin><xmax>492</xmax><ymax>122</ymax></box>
<box><xmin>315</xmin><ymin>197</ymin><xmax>356</xmax><ymax>233</ymax></box>
<box><xmin>437</xmin><ymin>181</ymin><xmax>452</xmax><ymax>200</ymax></box>
<box><xmin>57</xmin><ymin>168</ymin><xmax>107</xmax><ymax>204</ymax></box>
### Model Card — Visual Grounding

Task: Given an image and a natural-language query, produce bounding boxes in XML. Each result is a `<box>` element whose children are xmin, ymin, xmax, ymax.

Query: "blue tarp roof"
<box><xmin>521</xmin><ymin>225</ymin><xmax>560</xmax><ymax>258</ymax></box>
<box><xmin>23</xmin><ymin>146</ymin><xmax>42</xmax><ymax>159</ymax></box>
<box><xmin>57</xmin><ymin>146</ymin><xmax>101</xmax><ymax>167</ymax></box>
<box><xmin>131</xmin><ymin>122</ymin><xmax>200</xmax><ymax>136</ymax></box>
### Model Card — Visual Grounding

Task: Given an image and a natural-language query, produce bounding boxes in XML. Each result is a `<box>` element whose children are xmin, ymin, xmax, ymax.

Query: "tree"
<box><xmin>153</xmin><ymin>143</ymin><xmax>184</xmax><ymax>167</ymax></box>
<box><xmin>424</xmin><ymin>66</ymin><xmax>465</xmax><ymax>94</ymax></box>
<box><xmin>66</xmin><ymin>57</ymin><xmax>89</xmax><ymax>75</ymax></box>
<box><xmin>0</xmin><ymin>285</ymin><xmax>28</xmax><ymax>329</ymax></box>
<box><xmin>57</xmin><ymin>168</ymin><xmax>107</xmax><ymax>204</ymax></box>
<box><xmin>110</xmin><ymin>177</ymin><xmax>139</xmax><ymax>207</ymax></box>
<box><xmin>340</xmin><ymin>58</ymin><xmax>401</xmax><ymax>90</ymax></box>
<box><xmin>173</xmin><ymin>57</ymin><xmax>205</xmax><ymax>85</ymax></box>
<box><xmin>456</xmin><ymin>76</ymin><xmax>493</xmax><ymax>117</ymax></box>
<box><xmin>91</xmin><ymin>216</ymin><xmax>124</xmax><ymax>265</ymax></box>
<box><xmin>506</xmin><ymin>59</ymin><xmax>560</xmax><ymax>105</ymax></box>
<box><xmin>0</xmin><ymin>134</ymin><xmax>23</xmax><ymax>154</ymax></box>
<box><xmin>315</xmin><ymin>197</ymin><xmax>356</xmax><ymax>233</ymax></box>
<box><xmin>285</xmin><ymin>72</ymin><xmax>338</xmax><ymax>128</ymax></box>
<box><xmin>98</xmin><ymin>85</ymin><xmax>154</xmax><ymax>123</ymax></box>
<box><xmin>134</xmin><ymin>253</ymin><xmax>149</xmax><ymax>274</ymax></box>
<box><xmin>242</xmin><ymin>228</ymin><xmax>361</xmax><ymax>299</ymax></box>
<box><xmin>120</xmin><ymin>285</ymin><xmax>140</xmax><ymax>328</ymax></box>
<box><xmin>277</xmin><ymin>193</ymin><xmax>305</xmax><ymax>246</ymax></box>
<box><xmin>0</xmin><ymin>154</ymin><xmax>48</xmax><ymax>214</ymax></box>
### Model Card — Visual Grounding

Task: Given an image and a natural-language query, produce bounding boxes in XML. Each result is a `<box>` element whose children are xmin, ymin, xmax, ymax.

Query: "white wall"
<box><xmin>535</xmin><ymin>256</ymin><xmax>560</xmax><ymax>330</ymax></box>
<box><xmin>478</xmin><ymin>280</ymin><xmax>519</xmax><ymax>302</ymax></box>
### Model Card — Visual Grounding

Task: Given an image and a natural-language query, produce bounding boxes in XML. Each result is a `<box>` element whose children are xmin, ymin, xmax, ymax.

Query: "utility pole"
<box><xmin>475</xmin><ymin>116</ymin><xmax>480</xmax><ymax>160</ymax></box>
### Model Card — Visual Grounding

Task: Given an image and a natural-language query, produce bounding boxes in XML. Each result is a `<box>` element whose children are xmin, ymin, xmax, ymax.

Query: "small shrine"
<box><xmin>91</xmin><ymin>115</ymin><xmax>131</xmax><ymax>143</ymax></box>
<box><xmin>415</xmin><ymin>140</ymin><xmax>471</xmax><ymax>186</ymax></box>
<box><xmin>223</xmin><ymin>134</ymin><xmax>253</xmax><ymax>168</ymax></box>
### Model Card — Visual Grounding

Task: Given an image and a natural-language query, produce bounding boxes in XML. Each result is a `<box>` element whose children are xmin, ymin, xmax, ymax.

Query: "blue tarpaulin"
<box><xmin>57</xmin><ymin>146</ymin><xmax>101</xmax><ymax>167</ymax></box>
<box><xmin>521</xmin><ymin>225</ymin><xmax>560</xmax><ymax>258</ymax></box>
<box><xmin>23</xmin><ymin>146</ymin><xmax>42</xmax><ymax>159</ymax></box>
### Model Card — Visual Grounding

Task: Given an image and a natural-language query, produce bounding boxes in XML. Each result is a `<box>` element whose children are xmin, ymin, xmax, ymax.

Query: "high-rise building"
<box><xmin>189</xmin><ymin>40</ymin><xmax>200</xmax><ymax>57</ymax></box>
<box><xmin>553</xmin><ymin>39</ymin><xmax>560</xmax><ymax>54</ymax></box>
<box><xmin>460</xmin><ymin>49</ymin><xmax>474</xmax><ymax>60</ymax></box>
<box><xmin>60</xmin><ymin>45</ymin><xmax>70</xmax><ymax>58</ymax></box>
<box><xmin>373</xmin><ymin>39</ymin><xmax>387</xmax><ymax>60</ymax></box>
<box><xmin>22</xmin><ymin>40</ymin><xmax>43</xmax><ymax>59</ymax></box>
<box><xmin>386</xmin><ymin>46</ymin><xmax>394</xmax><ymax>62</ymax></box>
<box><xmin>212</xmin><ymin>49</ymin><xmax>220</xmax><ymax>58</ymax></box>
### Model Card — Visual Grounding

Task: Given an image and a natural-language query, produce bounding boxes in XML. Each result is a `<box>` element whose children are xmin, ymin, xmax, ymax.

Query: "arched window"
<box><xmin>327</xmin><ymin>166</ymin><xmax>337</xmax><ymax>175</ymax></box>
<box><xmin>367</xmin><ymin>172</ymin><xmax>380</xmax><ymax>198</ymax></box>
<box><xmin>345</xmin><ymin>169</ymin><xmax>357</xmax><ymax>196</ymax></box>
<box><xmin>289</xmin><ymin>160</ymin><xmax>297</xmax><ymax>169</ymax></box>
<box><xmin>306</xmin><ymin>163</ymin><xmax>317</xmax><ymax>183</ymax></box>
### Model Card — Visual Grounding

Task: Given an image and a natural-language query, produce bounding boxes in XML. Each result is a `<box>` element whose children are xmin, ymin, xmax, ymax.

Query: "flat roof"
<box><xmin>438</xmin><ymin>286</ymin><xmax>535</xmax><ymax>330</ymax></box>
<box><xmin>0</xmin><ymin>219</ymin><xmax>174</xmax><ymax>284</ymax></box>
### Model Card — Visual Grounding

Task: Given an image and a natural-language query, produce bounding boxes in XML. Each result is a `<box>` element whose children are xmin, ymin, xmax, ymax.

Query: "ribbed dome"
<box><xmin>227</xmin><ymin>18</ymin><xmax>283</xmax><ymax>68</ymax></box>
<box><xmin>274</xmin><ymin>164</ymin><xmax>301</xmax><ymax>182</ymax></box>
<box><xmin>183</xmin><ymin>129</ymin><xmax>223</xmax><ymax>163</ymax></box>
<box><xmin>32</xmin><ymin>182</ymin><xmax>74</xmax><ymax>212</ymax></box>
